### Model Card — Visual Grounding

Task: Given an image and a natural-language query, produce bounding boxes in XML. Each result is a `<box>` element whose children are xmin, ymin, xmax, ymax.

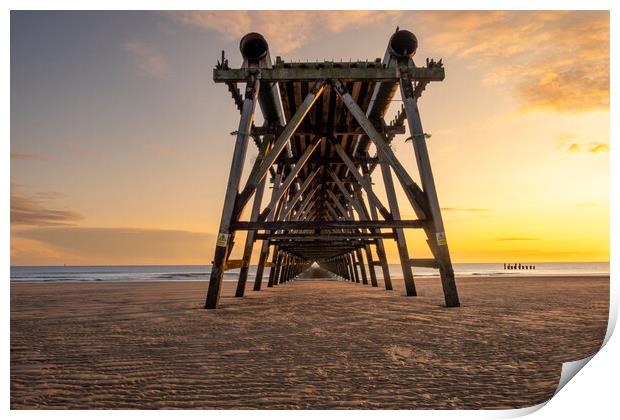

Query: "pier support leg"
<box><xmin>379</xmin><ymin>155</ymin><xmax>417</xmax><ymax>296</ymax></box>
<box><xmin>350</xmin><ymin>253</ymin><xmax>360</xmax><ymax>283</ymax></box>
<box><xmin>269</xmin><ymin>250</ymin><xmax>282</xmax><ymax>287</ymax></box>
<box><xmin>205</xmin><ymin>75</ymin><xmax>259</xmax><ymax>309</ymax></box>
<box><xmin>355</xmin><ymin>248</ymin><xmax>369</xmax><ymax>285</ymax></box>
<box><xmin>253</xmin><ymin>241</ymin><xmax>270</xmax><ymax>291</ymax></box>
<box><xmin>399</xmin><ymin>71</ymin><xmax>460</xmax><ymax>307</ymax></box>
<box><xmin>235</xmin><ymin>176</ymin><xmax>267</xmax><ymax>297</ymax></box>
<box><xmin>364</xmin><ymin>245</ymin><xmax>378</xmax><ymax>287</ymax></box>
<box><xmin>364</xmin><ymin>172</ymin><xmax>392</xmax><ymax>290</ymax></box>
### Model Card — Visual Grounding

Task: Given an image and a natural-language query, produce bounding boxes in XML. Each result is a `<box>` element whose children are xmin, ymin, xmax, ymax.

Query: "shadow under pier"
<box><xmin>296</xmin><ymin>266</ymin><xmax>338</xmax><ymax>280</ymax></box>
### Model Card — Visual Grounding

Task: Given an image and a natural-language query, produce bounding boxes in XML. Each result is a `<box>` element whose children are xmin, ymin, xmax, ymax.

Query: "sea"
<box><xmin>10</xmin><ymin>262</ymin><xmax>610</xmax><ymax>283</ymax></box>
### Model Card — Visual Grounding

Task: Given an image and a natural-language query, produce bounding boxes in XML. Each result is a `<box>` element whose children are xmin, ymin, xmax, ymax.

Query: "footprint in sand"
<box><xmin>308</xmin><ymin>327</ymin><xmax>326</xmax><ymax>337</ymax></box>
<box><xmin>385</xmin><ymin>345</ymin><xmax>414</xmax><ymax>365</ymax></box>
<box><xmin>386</xmin><ymin>346</ymin><xmax>439</xmax><ymax>365</ymax></box>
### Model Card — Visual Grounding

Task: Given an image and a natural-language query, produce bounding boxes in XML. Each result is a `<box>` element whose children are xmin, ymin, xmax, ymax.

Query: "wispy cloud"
<box><xmin>122</xmin><ymin>39</ymin><xmax>169</xmax><ymax>78</ymax></box>
<box><xmin>34</xmin><ymin>191</ymin><xmax>66</xmax><ymax>200</ymax></box>
<box><xmin>411</xmin><ymin>11</ymin><xmax>609</xmax><ymax>113</ymax></box>
<box><xmin>11</xmin><ymin>150</ymin><xmax>51</xmax><ymax>161</ymax></box>
<box><xmin>11</xmin><ymin>187</ymin><xmax>83</xmax><ymax>227</ymax></box>
<box><xmin>496</xmin><ymin>237</ymin><xmax>539</xmax><ymax>241</ymax></box>
<box><xmin>556</xmin><ymin>134</ymin><xmax>609</xmax><ymax>154</ymax></box>
<box><xmin>170</xmin><ymin>11</ymin><xmax>608</xmax><ymax>113</ymax></box>
<box><xmin>169</xmin><ymin>11</ymin><xmax>397</xmax><ymax>54</ymax></box>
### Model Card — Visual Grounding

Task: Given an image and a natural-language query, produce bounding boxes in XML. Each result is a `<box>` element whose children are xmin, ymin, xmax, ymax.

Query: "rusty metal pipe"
<box><xmin>239</xmin><ymin>32</ymin><xmax>286</xmax><ymax>127</ymax></box>
<box><xmin>239</xmin><ymin>32</ymin><xmax>269</xmax><ymax>62</ymax></box>
<box><xmin>353</xmin><ymin>29</ymin><xmax>417</xmax><ymax>158</ymax></box>
<box><xmin>388</xmin><ymin>29</ymin><xmax>418</xmax><ymax>59</ymax></box>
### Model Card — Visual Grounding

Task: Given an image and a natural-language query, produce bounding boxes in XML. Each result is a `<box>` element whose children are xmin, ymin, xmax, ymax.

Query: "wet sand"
<box><xmin>11</xmin><ymin>270</ymin><xmax>609</xmax><ymax>409</ymax></box>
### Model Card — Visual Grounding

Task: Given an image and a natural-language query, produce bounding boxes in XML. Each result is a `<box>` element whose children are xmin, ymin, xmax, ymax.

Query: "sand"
<box><xmin>11</xmin><ymin>270</ymin><xmax>609</xmax><ymax>409</ymax></box>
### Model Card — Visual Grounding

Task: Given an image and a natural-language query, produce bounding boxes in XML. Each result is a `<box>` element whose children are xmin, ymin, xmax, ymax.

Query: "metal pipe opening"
<box><xmin>240</xmin><ymin>32</ymin><xmax>269</xmax><ymax>62</ymax></box>
<box><xmin>388</xmin><ymin>30</ymin><xmax>418</xmax><ymax>58</ymax></box>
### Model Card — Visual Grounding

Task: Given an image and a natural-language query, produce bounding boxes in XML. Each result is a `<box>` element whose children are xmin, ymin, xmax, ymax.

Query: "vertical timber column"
<box><xmin>342</xmin><ymin>256</ymin><xmax>350</xmax><ymax>281</ymax></box>
<box><xmin>399</xmin><ymin>71</ymin><xmax>460</xmax><ymax>307</ymax></box>
<box><xmin>348</xmin><ymin>253</ymin><xmax>359</xmax><ymax>283</ymax></box>
<box><xmin>268</xmin><ymin>250</ymin><xmax>282</xmax><ymax>287</ymax></box>
<box><xmin>287</xmin><ymin>255</ymin><xmax>294</xmax><ymax>282</ymax></box>
<box><xmin>255</xmin><ymin>171</ymin><xmax>283</xmax><ymax>290</ymax></box>
<box><xmin>277</xmin><ymin>253</ymin><xmax>289</xmax><ymax>285</ymax></box>
<box><xmin>205</xmin><ymin>75</ymin><xmax>260</xmax><ymax>309</ymax></box>
<box><xmin>281</xmin><ymin>254</ymin><xmax>290</xmax><ymax>284</ymax></box>
<box><xmin>355</xmin><ymin>248</ymin><xmax>369</xmax><ymax>285</ymax></box>
<box><xmin>288</xmin><ymin>257</ymin><xmax>293</xmax><ymax>281</ymax></box>
<box><xmin>379</xmin><ymin>156</ymin><xmax>417</xmax><ymax>296</ymax></box>
<box><xmin>235</xmin><ymin>176</ymin><xmax>267</xmax><ymax>297</ymax></box>
<box><xmin>351</xmin><ymin>252</ymin><xmax>361</xmax><ymax>283</ymax></box>
<box><xmin>364</xmin><ymin>172</ymin><xmax>393</xmax><ymax>290</ymax></box>
<box><xmin>350</xmin><ymin>182</ymin><xmax>378</xmax><ymax>287</ymax></box>
<box><xmin>364</xmin><ymin>245</ymin><xmax>378</xmax><ymax>287</ymax></box>
<box><xmin>253</xmin><ymin>242</ymin><xmax>271</xmax><ymax>291</ymax></box>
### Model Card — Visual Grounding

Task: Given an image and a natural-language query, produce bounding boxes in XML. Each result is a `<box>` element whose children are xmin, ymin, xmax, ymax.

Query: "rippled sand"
<box><xmin>11</xmin><ymin>270</ymin><xmax>608</xmax><ymax>409</ymax></box>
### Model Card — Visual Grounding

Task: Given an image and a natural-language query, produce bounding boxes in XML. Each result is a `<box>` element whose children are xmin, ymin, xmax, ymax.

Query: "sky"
<box><xmin>10</xmin><ymin>10</ymin><xmax>610</xmax><ymax>265</ymax></box>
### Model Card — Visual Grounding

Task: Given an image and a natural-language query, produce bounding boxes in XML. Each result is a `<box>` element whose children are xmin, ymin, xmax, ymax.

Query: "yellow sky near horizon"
<box><xmin>10</xmin><ymin>10</ymin><xmax>610</xmax><ymax>265</ymax></box>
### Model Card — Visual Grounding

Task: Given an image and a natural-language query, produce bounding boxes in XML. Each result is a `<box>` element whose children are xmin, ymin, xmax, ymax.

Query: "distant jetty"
<box><xmin>504</xmin><ymin>263</ymin><xmax>536</xmax><ymax>270</ymax></box>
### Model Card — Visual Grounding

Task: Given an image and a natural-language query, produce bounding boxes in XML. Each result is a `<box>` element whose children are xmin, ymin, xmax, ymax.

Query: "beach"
<box><xmin>11</xmin><ymin>271</ymin><xmax>609</xmax><ymax>409</ymax></box>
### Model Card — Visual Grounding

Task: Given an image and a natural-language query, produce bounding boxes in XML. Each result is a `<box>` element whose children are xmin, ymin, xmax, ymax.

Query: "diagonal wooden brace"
<box><xmin>331</xmin><ymin>78</ymin><xmax>430</xmax><ymax>220</ymax></box>
<box><xmin>235</xmin><ymin>80</ymin><xmax>326</xmax><ymax>216</ymax></box>
<box><xmin>330</xmin><ymin>141</ymin><xmax>392</xmax><ymax>220</ymax></box>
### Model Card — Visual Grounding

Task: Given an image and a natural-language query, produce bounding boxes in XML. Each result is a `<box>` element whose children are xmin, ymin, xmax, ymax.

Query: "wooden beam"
<box><xmin>410</xmin><ymin>258</ymin><xmax>440</xmax><ymax>268</ymax></box>
<box><xmin>232</xmin><ymin>220</ymin><xmax>428</xmax><ymax>231</ymax></box>
<box><xmin>259</xmin><ymin>137</ymin><xmax>322</xmax><ymax>221</ymax></box>
<box><xmin>331</xmin><ymin>78</ymin><xmax>430</xmax><ymax>219</ymax></box>
<box><xmin>380</xmin><ymin>157</ymin><xmax>417</xmax><ymax>296</ymax></box>
<box><xmin>330</xmin><ymin>143</ymin><xmax>392</xmax><ymax>220</ymax></box>
<box><xmin>234</xmin><ymin>174</ymin><xmax>267</xmax><ymax>297</ymax></box>
<box><xmin>280</xmin><ymin>168</ymin><xmax>320</xmax><ymax>220</ymax></box>
<box><xmin>205</xmin><ymin>75</ymin><xmax>260</xmax><ymax>309</ymax></box>
<box><xmin>236</xmin><ymin>80</ymin><xmax>325</xmax><ymax>216</ymax></box>
<box><xmin>399</xmin><ymin>68</ymin><xmax>460</xmax><ymax>307</ymax></box>
<box><xmin>224</xmin><ymin>259</ymin><xmax>246</xmax><ymax>270</ymax></box>
<box><xmin>257</xmin><ymin>232</ymin><xmax>394</xmax><ymax>240</ymax></box>
<box><xmin>213</xmin><ymin>65</ymin><xmax>445</xmax><ymax>83</ymax></box>
<box><xmin>251</xmin><ymin>124</ymin><xmax>405</xmax><ymax>137</ymax></box>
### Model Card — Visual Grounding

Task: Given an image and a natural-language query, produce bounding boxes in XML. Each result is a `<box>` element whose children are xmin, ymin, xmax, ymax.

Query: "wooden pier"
<box><xmin>205</xmin><ymin>29</ymin><xmax>460</xmax><ymax>309</ymax></box>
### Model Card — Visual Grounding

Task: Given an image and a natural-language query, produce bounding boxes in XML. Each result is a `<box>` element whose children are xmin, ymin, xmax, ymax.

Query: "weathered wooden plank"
<box><xmin>224</xmin><ymin>259</ymin><xmax>246</xmax><ymax>270</ymax></box>
<box><xmin>251</xmin><ymin>125</ymin><xmax>405</xmax><ymax>137</ymax></box>
<box><xmin>236</xmin><ymin>80</ymin><xmax>326</xmax><ymax>216</ymax></box>
<box><xmin>214</xmin><ymin>66</ymin><xmax>445</xmax><ymax>83</ymax></box>
<box><xmin>232</xmin><ymin>220</ymin><xmax>428</xmax><ymax>231</ymax></box>
<box><xmin>410</xmin><ymin>258</ymin><xmax>440</xmax><ymax>268</ymax></box>
<box><xmin>258</xmin><ymin>232</ymin><xmax>394</xmax><ymax>240</ymax></box>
